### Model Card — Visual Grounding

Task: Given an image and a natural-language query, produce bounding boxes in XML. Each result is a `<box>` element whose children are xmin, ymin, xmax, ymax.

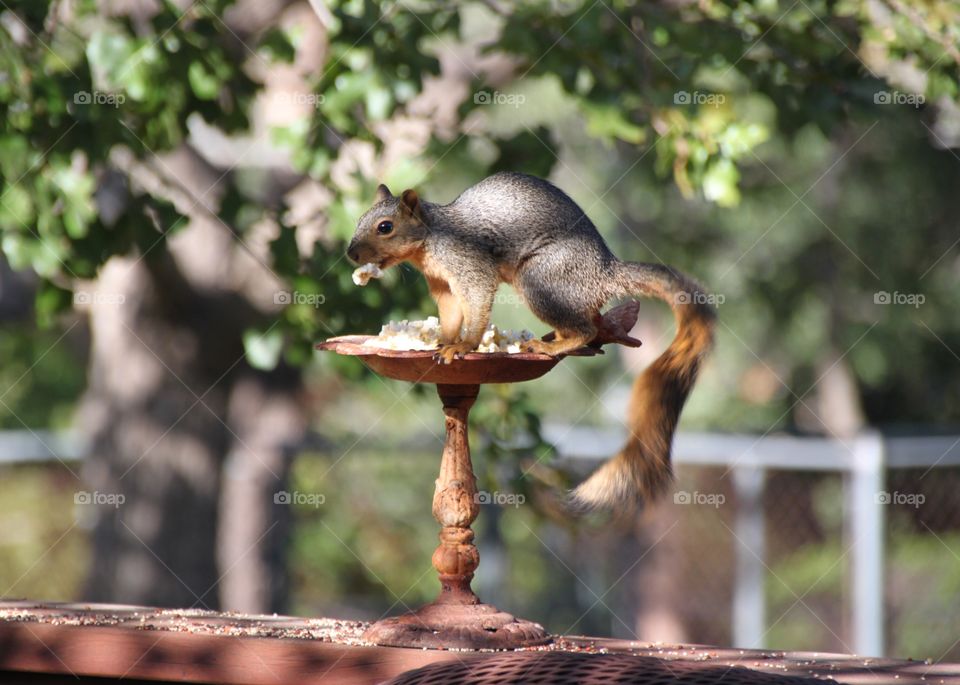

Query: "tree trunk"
<box><xmin>216</xmin><ymin>369</ymin><xmax>304</xmax><ymax>612</ymax></box>
<box><xmin>79</xmin><ymin>256</ymin><xmax>230</xmax><ymax>608</ymax></box>
<box><xmin>79</xmin><ymin>248</ymin><xmax>305</xmax><ymax>612</ymax></box>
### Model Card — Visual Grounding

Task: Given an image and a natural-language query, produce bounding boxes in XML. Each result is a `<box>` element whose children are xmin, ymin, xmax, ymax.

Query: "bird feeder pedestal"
<box><xmin>361</xmin><ymin>382</ymin><xmax>550</xmax><ymax>649</ymax></box>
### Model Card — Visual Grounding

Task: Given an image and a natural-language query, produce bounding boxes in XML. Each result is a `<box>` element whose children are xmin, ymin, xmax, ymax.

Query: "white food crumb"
<box><xmin>352</xmin><ymin>263</ymin><xmax>384</xmax><ymax>286</ymax></box>
<box><xmin>364</xmin><ymin>318</ymin><xmax>535</xmax><ymax>353</ymax></box>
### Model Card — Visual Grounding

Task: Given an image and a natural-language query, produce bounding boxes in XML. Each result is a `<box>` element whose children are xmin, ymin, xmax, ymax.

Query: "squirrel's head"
<box><xmin>347</xmin><ymin>184</ymin><xmax>428</xmax><ymax>269</ymax></box>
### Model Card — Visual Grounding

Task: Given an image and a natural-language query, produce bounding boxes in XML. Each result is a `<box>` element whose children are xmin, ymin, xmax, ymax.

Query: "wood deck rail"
<box><xmin>0</xmin><ymin>602</ymin><xmax>956</xmax><ymax>684</ymax></box>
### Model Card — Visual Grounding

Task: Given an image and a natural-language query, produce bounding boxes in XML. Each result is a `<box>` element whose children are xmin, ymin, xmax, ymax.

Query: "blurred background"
<box><xmin>1</xmin><ymin>0</ymin><xmax>959</xmax><ymax>663</ymax></box>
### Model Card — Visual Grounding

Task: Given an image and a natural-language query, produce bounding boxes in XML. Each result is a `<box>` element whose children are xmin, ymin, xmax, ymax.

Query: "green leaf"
<box><xmin>1</xmin><ymin>232</ymin><xmax>32</xmax><ymax>270</ymax></box>
<box><xmin>702</xmin><ymin>157</ymin><xmax>741</xmax><ymax>207</ymax></box>
<box><xmin>243</xmin><ymin>329</ymin><xmax>284</xmax><ymax>371</ymax></box>
<box><xmin>50</xmin><ymin>165</ymin><xmax>95</xmax><ymax>239</ymax></box>
<box><xmin>270</xmin><ymin>224</ymin><xmax>301</xmax><ymax>274</ymax></box>
<box><xmin>0</xmin><ymin>135</ymin><xmax>33</xmax><ymax>179</ymax></box>
<box><xmin>188</xmin><ymin>61</ymin><xmax>221</xmax><ymax>100</ymax></box>
<box><xmin>0</xmin><ymin>184</ymin><xmax>34</xmax><ymax>229</ymax></box>
<box><xmin>35</xmin><ymin>281</ymin><xmax>73</xmax><ymax>329</ymax></box>
<box><xmin>582</xmin><ymin>102</ymin><xmax>646</xmax><ymax>144</ymax></box>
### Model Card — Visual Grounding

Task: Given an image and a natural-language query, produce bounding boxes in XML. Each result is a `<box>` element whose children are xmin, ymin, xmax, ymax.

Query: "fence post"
<box><xmin>732</xmin><ymin>463</ymin><xmax>766</xmax><ymax>649</ymax></box>
<box><xmin>849</xmin><ymin>431</ymin><xmax>885</xmax><ymax>656</ymax></box>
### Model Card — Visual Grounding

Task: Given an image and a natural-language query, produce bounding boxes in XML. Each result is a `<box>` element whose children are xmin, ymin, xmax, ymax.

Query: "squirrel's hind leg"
<box><xmin>519</xmin><ymin>290</ymin><xmax>598</xmax><ymax>356</ymax></box>
<box><xmin>515</xmin><ymin>257</ymin><xmax>602</xmax><ymax>356</ymax></box>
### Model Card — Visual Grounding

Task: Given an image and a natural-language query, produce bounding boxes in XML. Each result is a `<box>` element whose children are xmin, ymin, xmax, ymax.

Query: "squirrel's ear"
<box><xmin>400</xmin><ymin>189</ymin><xmax>422</xmax><ymax>219</ymax></box>
<box><xmin>375</xmin><ymin>184</ymin><xmax>393</xmax><ymax>203</ymax></box>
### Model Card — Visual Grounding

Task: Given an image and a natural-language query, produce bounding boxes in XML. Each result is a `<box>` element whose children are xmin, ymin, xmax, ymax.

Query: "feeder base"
<box><xmin>362</xmin><ymin>601</ymin><xmax>551</xmax><ymax>650</ymax></box>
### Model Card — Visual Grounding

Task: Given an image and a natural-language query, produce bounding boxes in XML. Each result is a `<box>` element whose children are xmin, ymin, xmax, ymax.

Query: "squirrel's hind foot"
<box><xmin>524</xmin><ymin>334</ymin><xmax>593</xmax><ymax>357</ymax></box>
<box><xmin>433</xmin><ymin>342</ymin><xmax>474</xmax><ymax>365</ymax></box>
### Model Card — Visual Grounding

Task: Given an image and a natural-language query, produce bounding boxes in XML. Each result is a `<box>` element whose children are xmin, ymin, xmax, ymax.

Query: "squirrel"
<box><xmin>346</xmin><ymin>172</ymin><xmax>716</xmax><ymax>513</ymax></box>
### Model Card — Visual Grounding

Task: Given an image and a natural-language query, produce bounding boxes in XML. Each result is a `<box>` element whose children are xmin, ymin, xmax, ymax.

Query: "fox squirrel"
<box><xmin>347</xmin><ymin>172</ymin><xmax>716</xmax><ymax>512</ymax></box>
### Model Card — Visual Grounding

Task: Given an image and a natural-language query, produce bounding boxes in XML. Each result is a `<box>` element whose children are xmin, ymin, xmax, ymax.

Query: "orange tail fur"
<box><xmin>570</xmin><ymin>262</ymin><xmax>716</xmax><ymax>513</ymax></box>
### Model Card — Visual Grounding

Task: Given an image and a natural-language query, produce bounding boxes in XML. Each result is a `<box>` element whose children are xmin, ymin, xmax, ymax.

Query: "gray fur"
<box><xmin>351</xmin><ymin>172</ymin><xmax>621</xmax><ymax>336</ymax></box>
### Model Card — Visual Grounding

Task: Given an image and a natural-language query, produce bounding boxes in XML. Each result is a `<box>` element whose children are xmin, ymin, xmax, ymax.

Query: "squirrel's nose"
<box><xmin>346</xmin><ymin>240</ymin><xmax>360</xmax><ymax>263</ymax></box>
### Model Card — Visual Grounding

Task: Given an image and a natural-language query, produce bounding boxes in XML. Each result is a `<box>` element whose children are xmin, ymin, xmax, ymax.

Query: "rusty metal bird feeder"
<box><xmin>317</xmin><ymin>302</ymin><xmax>641</xmax><ymax>650</ymax></box>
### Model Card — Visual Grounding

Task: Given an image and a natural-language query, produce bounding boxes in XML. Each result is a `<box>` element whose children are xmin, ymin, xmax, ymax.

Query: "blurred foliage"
<box><xmin>886</xmin><ymin>529</ymin><xmax>960</xmax><ymax>659</ymax></box>
<box><xmin>765</xmin><ymin>474</ymin><xmax>960</xmax><ymax>660</ymax></box>
<box><xmin>0</xmin><ymin>464</ymin><xmax>88</xmax><ymax>600</ymax></box>
<box><xmin>766</xmin><ymin>538</ymin><xmax>847</xmax><ymax>653</ymax></box>
<box><xmin>287</xmin><ymin>449</ymin><xmax>441</xmax><ymax>613</ymax></box>
<box><xmin>0</xmin><ymin>0</ymin><xmax>256</xmax><ymax>280</ymax></box>
<box><xmin>0</xmin><ymin>0</ymin><xmax>956</xmax><ymax>428</ymax></box>
<box><xmin>0</xmin><ymin>325</ymin><xmax>85</xmax><ymax>429</ymax></box>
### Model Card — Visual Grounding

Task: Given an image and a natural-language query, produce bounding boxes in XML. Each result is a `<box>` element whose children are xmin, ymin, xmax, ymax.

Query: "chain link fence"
<box><xmin>3</xmin><ymin>429</ymin><xmax>959</xmax><ymax>663</ymax></box>
<box><xmin>545</xmin><ymin>428</ymin><xmax>960</xmax><ymax>662</ymax></box>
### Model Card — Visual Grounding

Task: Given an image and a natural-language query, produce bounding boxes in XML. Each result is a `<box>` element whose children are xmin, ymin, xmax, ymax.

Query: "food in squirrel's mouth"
<box><xmin>365</xmin><ymin>317</ymin><xmax>535</xmax><ymax>353</ymax></box>
<box><xmin>352</xmin><ymin>263</ymin><xmax>384</xmax><ymax>286</ymax></box>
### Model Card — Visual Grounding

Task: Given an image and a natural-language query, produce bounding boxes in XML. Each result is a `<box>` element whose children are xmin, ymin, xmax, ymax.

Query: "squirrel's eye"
<box><xmin>376</xmin><ymin>220</ymin><xmax>393</xmax><ymax>235</ymax></box>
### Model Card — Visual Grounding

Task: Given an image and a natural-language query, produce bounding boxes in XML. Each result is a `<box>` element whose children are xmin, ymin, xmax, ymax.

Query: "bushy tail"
<box><xmin>570</xmin><ymin>261</ymin><xmax>716</xmax><ymax>513</ymax></box>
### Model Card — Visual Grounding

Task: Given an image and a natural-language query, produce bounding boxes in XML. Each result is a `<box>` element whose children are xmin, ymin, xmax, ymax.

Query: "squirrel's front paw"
<box><xmin>433</xmin><ymin>342</ymin><xmax>474</xmax><ymax>365</ymax></box>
